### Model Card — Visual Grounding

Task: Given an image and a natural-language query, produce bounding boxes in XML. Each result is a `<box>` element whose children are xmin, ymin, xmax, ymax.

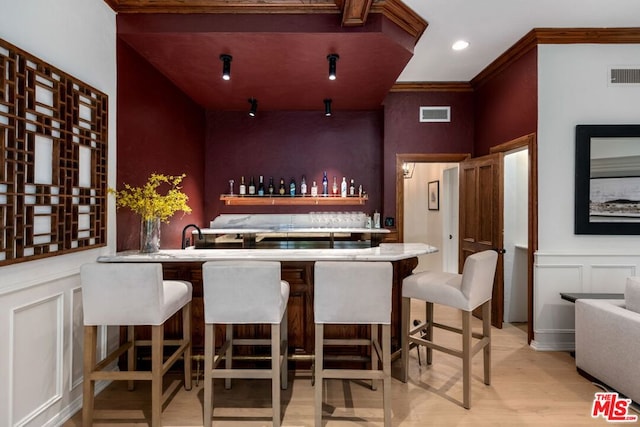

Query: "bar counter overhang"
<box><xmin>97</xmin><ymin>243</ymin><xmax>437</xmax><ymax>366</ymax></box>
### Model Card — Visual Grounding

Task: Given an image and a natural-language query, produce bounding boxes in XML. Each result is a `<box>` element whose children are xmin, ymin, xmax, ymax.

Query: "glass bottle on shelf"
<box><xmin>289</xmin><ymin>177</ymin><xmax>296</xmax><ymax>196</ymax></box>
<box><xmin>311</xmin><ymin>180</ymin><xmax>318</xmax><ymax>197</ymax></box>
<box><xmin>279</xmin><ymin>178</ymin><xmax>286</xmax><ymax>195</ymax></box>
<box><xmin>349</xmin><ymin>178</ymin><xmax>355</xmax><ymax>196</ymax></box>
<box><xmin>322</xmin><ymin>171</ymin><xmax>328</xmax><ymax>196</ymax></box>
<box><xmin>229</xmin><ymin>179</ymin><xmax>234</xmax><ymax>195</ymax></box>
<box><xmin>239</xmin><ymin>176</ymin><xmax>246</xmax><ymax>195</ymax></box>
<box><xmin>258</xmin><ymin>175</ymin><xmax>265</xmax><ymax>196</ymax></box>
<box><xmin>332</xmin><ymin>176</ymin><xmax>338</xmax><ymax>196</ymax></box>
<box><xmin>340</xmin><ymin>177</ymin><xmax>347</xmax><ymax>197</ymax></box>
<box><xmin>268</xmin><ymin>176</ymin><xmax>275</xmax><ymax>195</ymax></box>
<box><xmin>300</xmin><ymin>175</ymin><xmax>307</xmax><ymax>196</ymax></box>
<box><xmin>248</xmin><ymin>176</ymin><xmax>256</xmax><ymax>195</ymax></box>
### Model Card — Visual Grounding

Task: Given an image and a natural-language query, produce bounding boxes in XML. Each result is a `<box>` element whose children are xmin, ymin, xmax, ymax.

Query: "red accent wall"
<box><xmin>116</xmin><ymin>39</ymin><xmax>206</xmax><ymax>250</ymax></box>
<box><xmin>474</xmin><ymin>48</ymin><xmax>538</xmax><ymax>155</ymax></box>
<box><xmin>205</xmin><ymin>110</ymin><xmax>383</xmax><ymax>221</ymax></box>
<box><xmin>382</xmin><ymin>91</ymin><xmax>475</xmax><ymax>219</ymax></box>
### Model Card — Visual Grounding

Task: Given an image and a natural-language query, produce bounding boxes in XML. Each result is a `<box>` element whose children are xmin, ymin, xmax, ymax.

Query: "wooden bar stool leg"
<box><xmin>271</xmin><ymin>323</ymin><xmax>281</xmax><ymax>427</ymax></box>
<box><xmin>382</xmin><ymin>324</ymin><xmax>392</xmax><ymax>427</ymax></box>
<box><xmin>281</xmin><ymin>309</ymin><xmax>288</xmax><ymax>390</ymax></box>
<box><xmin>82</xmin><ymin>325</ymin><xmax>97</xmax><ymax>427</ymax></box>
<box><xmin>127</xmin><ymin>325</ymin><xmax>135</xmax><ymax>391</ymax></box>
<box><xmin>203</xmin><ymin>323</ymin><xmax>214</xmax><ymax>426</ymax></box>
<box><xmin>151</xmin><ymin>324</ymin><xmax>163</xmax><ymax>427</ymax></box>
<box><xmin>314</xmin><ymin>324</ymin><xmax>323</xmax><ymax>427</ymax></box>
<box><xmin>462</xmin><ymin>311</ymin><xmax>472</xmax><ymax>409</ymax></box>
<box><xmin>225</xmin><ymin>324</ymin><xmax>232</xmax><ymax>390</ymax></box>
<box><xmin>401</xmin><ymin>297</ymin><xmax>410</xmax><ymax>382</ymax></box>
<box><xmin>482</xmin><ymin>301</ymin><xmax>491</xmax><ymax>385</ymax></box>
<box><xmin>371</xmin><ymin>323</ymin><xmax>378</xmax><ymax>390</ymax></box>
<box><xmin>426</xmin><ymin>302</ymin><xmax>434</xmax><ymax>365</ymax></box>
<box><xmin>183</xmin><ymin>302</ymin><xmax>193</xmax><ymax>390</ymax></box>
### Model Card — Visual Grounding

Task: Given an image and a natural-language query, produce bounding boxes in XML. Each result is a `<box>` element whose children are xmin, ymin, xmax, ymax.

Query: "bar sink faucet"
<box><xmin>181</xmin><ymin>224</ymin><xmax>203</xmax><ymax>249</ymax></box>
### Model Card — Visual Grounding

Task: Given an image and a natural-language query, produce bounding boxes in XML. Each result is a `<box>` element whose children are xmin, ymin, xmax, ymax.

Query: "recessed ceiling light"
<box><xmin>452</xmin><ymin>40</ymin><xmax>469</xmax><ymax>51</ymax></box>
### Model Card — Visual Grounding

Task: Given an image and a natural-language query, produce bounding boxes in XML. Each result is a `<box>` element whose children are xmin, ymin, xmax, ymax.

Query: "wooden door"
<box><xmin>459</xmin><ymin>153</ymin><xmax>505</xmax><ymax>328</ymax></box>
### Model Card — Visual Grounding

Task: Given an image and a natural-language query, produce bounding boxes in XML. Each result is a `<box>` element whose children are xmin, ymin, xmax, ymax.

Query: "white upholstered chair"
<box><xmin>80</xmin><ymin>262</ymin><xmax>192</xmax><ymax>427</ymax></box>
<box><xmin>314</xmin><ymin>261</ymin><xmax>393</xmax><ymax>427</ymax></box>
<box><xmin>401</xmin><ymin>250</ymin><xmax>498</xmax><ymax>409</ymax></box>
<box><xmin>201</xmin><ymin>260</ymin><xmax>289</xmax><ymax>426</ymax></box>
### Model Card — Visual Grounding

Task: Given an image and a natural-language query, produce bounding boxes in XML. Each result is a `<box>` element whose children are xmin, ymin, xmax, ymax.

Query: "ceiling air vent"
<box><xmin>420</xmin><ymin>106</ymin><xmax>451</xmax><ymax>123</ymax></box>
<box><xmin>609</xmin><ymin>66</ymin><xmax>640</xmax><ymax>85</ymax></box>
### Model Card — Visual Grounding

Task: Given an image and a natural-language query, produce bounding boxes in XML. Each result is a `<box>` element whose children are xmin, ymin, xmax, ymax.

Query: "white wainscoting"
<box><xmin>0</xmin><ymin>272</ymin><xmax>114</xmax><ymax>427</ymax></box>
<box><xmin>531</xmin><ymin>251</ymin><xmax>636</xmax><ymax>351</ymax></box>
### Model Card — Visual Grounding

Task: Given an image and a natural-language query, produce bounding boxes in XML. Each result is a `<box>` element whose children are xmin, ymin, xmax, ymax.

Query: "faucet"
<box><xmin>181</xmin><ymin>224</ymin><xmax>203</xmax><ymax>249</ymax></box>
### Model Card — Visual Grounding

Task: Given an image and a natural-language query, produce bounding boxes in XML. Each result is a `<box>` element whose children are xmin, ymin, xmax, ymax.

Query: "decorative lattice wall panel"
<box><xmin>0</xmin><ymin>38</ymin><xmax>108</xmax><ymax>266</ymax></box>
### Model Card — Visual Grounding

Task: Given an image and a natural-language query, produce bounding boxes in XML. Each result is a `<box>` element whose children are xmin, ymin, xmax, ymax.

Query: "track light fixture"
<box><xmin>327</xmin><ymin>53</ymin><xmax>339</xmax><ymax>80</ymax></box>
<box><xmin>248</xmin><ymin>98</ymin><xmax>258</xmax><ymax>117</ymax></box>
<box><xmin>324</xmin><ymin>99</ymin><xmax>332</xmax><ymax>117</ymax></box>
<box><xmin>220</xmin><ymin>54</ymin><xmax>232</xmax><ymax>80</ymax></box>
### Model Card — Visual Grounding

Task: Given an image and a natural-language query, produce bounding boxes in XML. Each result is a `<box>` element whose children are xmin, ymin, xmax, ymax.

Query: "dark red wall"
<box><xmin>381</xmin><ymin>90</ymin><xmax>475</xmax><ymax>219</ymax></box>
<box><xmin>116</xmin><ymin>39</ymin><xmax>206</xmax><ymax>250</ymax></box>
<box><xmin>474</xmin><ymin>48</ymin><xmax>538</xmax><ymax>155</ymax></box>
<box><xmin>205</xmin><ymin>110</ymin><xmax>384</xmax><ymax>222</ymax></box>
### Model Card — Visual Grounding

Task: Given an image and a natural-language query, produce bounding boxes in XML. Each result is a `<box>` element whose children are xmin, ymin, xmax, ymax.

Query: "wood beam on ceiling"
<box><xmin>340</xmin><ymin>0</ymin><xmax>374</xmax><ymax>26</ymax></box>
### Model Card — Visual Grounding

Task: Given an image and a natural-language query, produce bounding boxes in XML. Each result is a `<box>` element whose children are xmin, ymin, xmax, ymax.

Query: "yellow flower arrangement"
<box><xmin>109</xmin><ymin>173</ymin><xmax>192</xmax><ymax>222</ymax></box>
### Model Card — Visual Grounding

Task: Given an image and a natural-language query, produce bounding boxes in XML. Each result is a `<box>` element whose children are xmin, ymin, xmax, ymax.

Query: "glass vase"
<box><xmin>140</xmin><ymin>217</ymin><xmax>161</xmax><ymax>253</ymax></box>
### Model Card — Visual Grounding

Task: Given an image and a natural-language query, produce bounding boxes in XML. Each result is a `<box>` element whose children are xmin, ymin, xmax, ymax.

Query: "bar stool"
<box><xmin>80</xmin><ymin>262</ymin><xmax>192</xmax><ymax>427</ymax></box>
<box><xmin>314</xmin><ymin>261</ymin><xmax>393</xmax><ymax>427</ymax></box>
<box><xmin>201</xmin><ymin>260</ymin><xmax>289</xmax><ymax>426</ymax></box>
<box><xmin>401</xmin><ymin>250</ymin><xmax>498</xmax><ymax>409</ymax></box>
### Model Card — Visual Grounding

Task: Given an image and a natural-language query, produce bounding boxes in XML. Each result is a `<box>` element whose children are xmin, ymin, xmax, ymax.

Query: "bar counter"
<box><xmin>98</xmin><ymin>243</ymin><xmax>437</xmax><ymax>366</ymax></box>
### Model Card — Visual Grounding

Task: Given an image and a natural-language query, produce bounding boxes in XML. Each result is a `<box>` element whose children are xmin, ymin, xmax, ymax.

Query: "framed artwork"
<box><xmin>428</xmin><ymin>180</ymin><xmax>439</xmax><ymax>211</ymax></box>
<box><xmin>575</xmin><ymin>124</ymin><xmax>640</xmax><ymax>234</ymax></box>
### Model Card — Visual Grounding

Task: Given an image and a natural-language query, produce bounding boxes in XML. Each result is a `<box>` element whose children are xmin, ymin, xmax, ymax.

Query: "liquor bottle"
<box><xmin>322</xmin><ymin>171</ymin><xmax>328</xmax><ymax>196</ymax></box>
<box><xmin>289</xmin><ymin>177</ymin><xmax>296</xmax><ymax>196</ymax></box>
<box><xmin>358</xmin><ymin>184</ymin><xmax>363</xmax><ymax>197</ymax></box>
<box><xmin>258</xmin><ymin>175</ymin><xmax>265</xmax><ymax>196</ymax></box>
<box><xmin>310</xmin><ymin>181</ymin><xmax>318</xmax><ymax>197</ymax></box>
<box><xmin>340</xmin><ymin>177</ymin><xmax>347</xmax><ymax>197</ymax></box>
<box><xmin>239</xmin><ymin>176</ymin><xmax>246</xmax><ymax>195</ymax></box>
<box><xmin>248</xmin><ymin>176</ymin><xmax>256</xmax><ymax>195</ymax></box>
<box><xmin>279</xmin><ymin>178</ymin><xmax>286</xmax><ymax>195</ymax></box>
<box><xmin>300</xmin><ymin>175</ymin><xmax>307</xmax><ymax>196</ymax></box>
<box><xmin>268</xmin><ymin>176</ymin><xmax>275</xmax><ymax>195</ymax></box>
<box><xmin>332</xmin><ymin>176</ymin><xmax>338</xmax><ymax>196</ymax></box>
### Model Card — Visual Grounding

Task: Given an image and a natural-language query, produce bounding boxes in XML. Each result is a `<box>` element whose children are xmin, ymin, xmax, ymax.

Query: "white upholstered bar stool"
<box><xmin>201</xmin><ymin>260</ymin><xmax>289</xmax><ymax>427</ymax></box>
<box><xmin>80</xmin><ymin>262</ymin><xmax>192</xmax><ymax>427</ymax></box>
<box><xmin>314</xmin><ymin>261</ymin><xmax>393</xmax><ymax>427</ymax></box>
<box><xmin>401</xmin><ymin>250</ymin><xmax>498</xmax><ymax>409</ymax></box>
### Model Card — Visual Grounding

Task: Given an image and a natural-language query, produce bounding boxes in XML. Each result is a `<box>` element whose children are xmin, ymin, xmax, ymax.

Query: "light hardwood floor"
<box><xmin>64</xmin><ymin>302</ymin><xmax>619</xmax><ymax>426</ymax></box>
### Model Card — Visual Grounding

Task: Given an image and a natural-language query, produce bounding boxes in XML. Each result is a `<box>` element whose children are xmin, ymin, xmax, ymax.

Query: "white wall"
<box><xmin>0</xmin><ymin>1</ymin><xmax>116</xmax><ymax>425</ymax></box>
<box><xmin>534</xmin><ymin>44</ymin><xmax>640</xmax><ymax>350</ymax></box>
<box><xmin>503</xmin><ymin>149</ymin><xmax>528</xmax><ymax>322</ymax></box>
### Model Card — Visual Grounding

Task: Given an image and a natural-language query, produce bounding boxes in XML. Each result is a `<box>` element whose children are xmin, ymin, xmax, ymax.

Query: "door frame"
<box><xmin>396</xmin><ymin>135</ymin><xmax>537</xmax><ymax>344</ymax></box>
<box><xmin>395</xmin><ymin>153</ymin><xmax>470</xmax><ymax>243</ymax></box>
<box><xmin>489</xmin><ymin>133</ymin><xmax>537</xmax><ymax>343</ymax></box>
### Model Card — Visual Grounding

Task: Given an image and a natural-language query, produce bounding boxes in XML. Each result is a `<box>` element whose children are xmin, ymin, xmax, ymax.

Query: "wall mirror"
<box><xmin>575</xmin><ymin>124</ymin><xmax>640</xmax><ymax>234</ymax></box>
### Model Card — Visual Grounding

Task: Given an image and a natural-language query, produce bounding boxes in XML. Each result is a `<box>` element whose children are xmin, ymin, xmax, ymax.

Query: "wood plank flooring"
<box><xmin>63</xmin><ymin>302</ymin><xmax>618</xmax><ymax>426</ymax></box>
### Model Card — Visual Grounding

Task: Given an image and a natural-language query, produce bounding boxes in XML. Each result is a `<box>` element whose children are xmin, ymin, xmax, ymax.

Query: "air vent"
<box><xmin>420</xmin><ymin>106</ymin><xmax>451</xmax><ymax>122</ymax></box>
<box><xmin>609</xmin><ymin>66</ymin><xmax>640</xmax><ymax>85</ymax></box>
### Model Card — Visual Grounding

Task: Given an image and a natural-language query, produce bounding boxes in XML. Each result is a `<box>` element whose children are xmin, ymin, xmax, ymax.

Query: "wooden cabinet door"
<box><xmin>459</xmin><ymin>153</ymin><xmax>504</xmax><ymax>328</ymax></box>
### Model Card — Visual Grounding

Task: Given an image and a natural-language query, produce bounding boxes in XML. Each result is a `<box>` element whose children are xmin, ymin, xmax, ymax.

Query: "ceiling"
<box><xmin>109</xmin><ymin>0</ymin><xmax>640</xmax><ymax>112</ymax></box>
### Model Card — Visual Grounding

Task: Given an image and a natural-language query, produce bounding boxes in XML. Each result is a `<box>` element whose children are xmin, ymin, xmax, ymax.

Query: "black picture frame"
<box><xmin>575</xmin><ymin>124</ymin><xmax>640</xmax><ymax>235</ymax></box>
<box><xmin>428</xmin><ymin>180</ymin><xmax>439</xmax><ymax>211</ymax></box>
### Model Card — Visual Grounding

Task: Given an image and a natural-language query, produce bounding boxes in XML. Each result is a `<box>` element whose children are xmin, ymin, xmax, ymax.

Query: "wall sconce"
<box><xmin>219</xmin><ymin>54</ymin><xmax>232</xmax><ymax>80</ymax></box>
<box><xmin>402</xmin><ymin>162</ymin><xmax>415</xmax><ymax>179</ymax></box>
<box><xmin>327</xmin><ymin>53</ymin><xmax>339</xmax><ymax>80</ymax></box>
<box><xmin>324</xmin><ymin>99</ymin><xmax>332</xmax><ymax>117</ymax></box>
<box><xmin>248</xmin><ymin>98</ymin><xmax>258</xmax><ymax>117</ymax></box>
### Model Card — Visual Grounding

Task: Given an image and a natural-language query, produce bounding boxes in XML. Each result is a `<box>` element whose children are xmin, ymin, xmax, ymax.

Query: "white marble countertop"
<box><xmin>199</xmin><ymin>227</ymin><xmax>390</xmax><ymax>234</ymax></box>
<box><xmin>97</xmin><ymin>243</ymin><xmax>437</xmax><ymax>263</ymax></box>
